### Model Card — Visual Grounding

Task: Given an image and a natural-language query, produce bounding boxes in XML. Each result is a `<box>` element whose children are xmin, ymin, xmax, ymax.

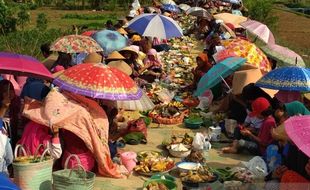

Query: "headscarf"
<box><xmin>196</xmin><ymin>53</ymin><xmax>212</xmax><ymax>72</ymax></box>
<box><xmin>285</xmin><ymin>101</ymin><xmax>310</xmax><ymax>116</ymax></box>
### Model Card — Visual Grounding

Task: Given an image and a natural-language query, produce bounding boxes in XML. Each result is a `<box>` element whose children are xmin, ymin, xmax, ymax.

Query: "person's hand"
<box><xmin>272</xmin><ymin>165</ymin><xmax>288</xmax><ymax>179</ymax></box>
<box><xmin>240</xmin><ymin>129</ymin><xmax>252</xmax><ymax>136</ymax></box>
<box><xmin>305</xmin><ymin>160</ymin><xmax>310</xmax><ymax>176</ymax></box>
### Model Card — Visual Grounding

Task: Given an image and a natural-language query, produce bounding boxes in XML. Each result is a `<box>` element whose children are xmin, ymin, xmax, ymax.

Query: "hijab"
<box><xmin>285</xmin><ymin>101</ymin><xmax>310</xmax><ymax>116</ymax></box>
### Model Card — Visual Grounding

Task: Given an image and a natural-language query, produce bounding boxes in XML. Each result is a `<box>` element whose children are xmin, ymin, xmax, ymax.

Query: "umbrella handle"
<box><xmin>220</xmin><ymin>75</ymin><xmax>231</xmax><ymax>90</ymax></box>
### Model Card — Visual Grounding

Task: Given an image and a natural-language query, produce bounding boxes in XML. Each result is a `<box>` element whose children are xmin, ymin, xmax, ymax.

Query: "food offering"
<box><xmin>137</xmin><ymin>151</ymin><xmax>162</xmax><ymax>161</ymax></box>
<box><xmin>185</xmin><ymin>150</ymin><xmax>205</xmax><ymax>163</ymax></box>
<box><xmin>181</xmin><ymin>165</ymin><xmax>217</xmax><ymax>187</ymax></box>
<box><xmin>143</xmin><ymin>182</ymin><xmax>169</xmax><ymax>190</ymax></box>
<box><xmin>134</xmin><ymin>157</ymin><xmax>175</xmax><ymax>176</ymax></box>
<box><xmin>167</xmin><ymin>143</ymin><xmax>191</xmax><ymax>158</ymax></box>
<box><xmin>149</xmin><ymin>102</ymin><xmax>188</xmax><ymax>125</ymax></box>
<box><xmin>162</xmin><ymin>133</ymin><xmax>193</xmax><ymax>147</ymax></box>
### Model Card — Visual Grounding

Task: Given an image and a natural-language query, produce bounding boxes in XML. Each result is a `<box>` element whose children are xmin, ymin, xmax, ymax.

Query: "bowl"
<box><xmin>143</xmin><ymin>179</ymin><xmax>177</xmax><ymax>190</ymax></box>
<box><xmin>150</xmin><ymin>174</ymin><xmax>176</xmax><ymax>182</ymax></box>
<box><xmin>184</xmin><ymin>118</ymin><xmax>203</xmax><ymax>129</ymax></box>
<box><xmin>176</xmin><ymin>162</ymin><xmax>200</xmax><ymax>173</ymax></box>
<box><xmin>167</xmin><ymin>144</ymin><xmax>192</xmax><ymax>158</ymax></box>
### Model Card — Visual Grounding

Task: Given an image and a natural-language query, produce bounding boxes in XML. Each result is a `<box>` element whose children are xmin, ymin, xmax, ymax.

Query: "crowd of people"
<box><xmin>0</xmin><ymin>0</ymin><xmax>309</xmax><ymax>189</ymax></box>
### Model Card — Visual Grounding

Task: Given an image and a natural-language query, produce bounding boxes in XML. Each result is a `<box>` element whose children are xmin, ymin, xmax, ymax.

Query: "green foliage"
<box><xmin>36</xmin><ymin>13</ymin><xmax>48</xmax><ymax>30</ymax></box>
<box><xmin>0</xmin><ymin>28</ymin><xmax>69</xmax><ymax>59</ymax></box>
<box><xmin>0</xmin><ymin>2</ymin><xmax>17</xmax><ymax>33</ymax></box>
<box><xmin>244</xmin><ymin>0</ymin><xmax>278</xmax><ymax>29</ymax></box>
<box><xmin>17</xmin><ymin>5</ymin><xmax>31</xmax><ymax>29</ymax></box>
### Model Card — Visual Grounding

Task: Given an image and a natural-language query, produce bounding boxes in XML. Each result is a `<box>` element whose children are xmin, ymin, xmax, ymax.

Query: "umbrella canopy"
<box><xmin>221</xmin><ymin>38</ymin><xmax>272</xmax><ymax>73</ymax></box>
<box><xmin>116</xmin><ymin>91</ymin><xmax>155</xmax><ymax>111</ymax></box>
<box><xmin>53</xmin><ymin>63</ymin><xmax>142</xmax><ymax>100</ymax></box>
<box><xmin>0</xmin><ymin>52</ymin><xmax>53</xmax><ymax>80</ymax></box>
<box><xmin>0</xmin><ymin>174</ymin><xmax>21</xmax><ymax>190</ymax></box>
<box><xmin>162</xmin><ymin>4</ymin><xmax>180</xmax><ymax>13</ymax></box>
<box><xmin>178</xmin><ymin>4</ymin><xmax>191</xmax><ymax>11</ymax></box>
<box><xmin>256</xmin><ymin>66</ymin><xmax>310</xmax><ymax>91</ymax></box>
<box><xmin>285</xmin><ymin>115</ymin><xmax>310</xmax><ymax>157</ymax></box>
<box><xmin>127</xmin><ymin>13</ymin><xmax>183</xmax><ymax>39</ymax></box>
<box><xmin>260</xmin><ymin>44</ymin><xmax>306</xmax><ymax>68</ymax></box>
<box><xmin>195</xmin><ymin>57</ymin><xmax>247</xmax><ymax>96</ymax></box>
<box><xmin>214</xmin><ymin>13</ymin><xmax>247</xmax><ymax>28</ymax></box>
<box><xmin>161</xmin><ymin>0</ymin><xmax>176</xmax><ymax>4</ymax></box>
<box><xmin>240</xmin><ymin>20</ymin><xmax>275</xmax><ymax>44</ymax></box>
<box><xmin>92</xmin><ymin>30</ymin><xmax>127</xmax><ymax>55</ymax></box>
<box><xmin>186</xmin><ymin>7</ymin><xmax>212</xmax><ymax>19</ymax></box>
<box><xmin>50</xmin><ymin>35</ymin><xmax>103</xmax><ymax>54</ymax></box>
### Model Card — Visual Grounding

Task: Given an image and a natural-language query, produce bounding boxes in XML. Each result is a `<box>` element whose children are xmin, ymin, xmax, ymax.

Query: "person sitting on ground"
<box><xmin>20</xmin><ymin>78</ymin><xmax>50</xmax><ymax>101</ymax></box>
<box><xmin>105</xmin><ymin>20</ymin><xmax>115</xmax><ymax>30</ymax></box>
<box><xmin>51</xmin><ymin>52</ymin><xmax>72</xmax><ymax>72</ymax></box>
<box><xmin>274</xmin><ymin>101</ymin><xmax>310</xmax><ymax>125</ymax></box>
<box><xmin>222</xmin><ymin>97</ymin><xmax>276</xmax><ymax>155</ymax></box>
<box><xmin>139</xmin><ymin>48</ymin><xmax>164</xmax><ymax>83</ymax></box>
<box><xmin>192</xmin><ymin>53</ymin><xmax>212</xmax><ymax>87</ymax></box>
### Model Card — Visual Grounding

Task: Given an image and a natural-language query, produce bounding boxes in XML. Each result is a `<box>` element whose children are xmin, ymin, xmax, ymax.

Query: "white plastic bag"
<box><xmin>131</xmin><ymin>0</ymin><xmax>141</xmax><ymax>10</ymax></box>
<box><xmin>192</xmin><ymin>133</ymin><xmax>212</xmax><ymax>151</ymax></box>
<box><xmin>241</xmin><ymin>156</ymin><xmax>268</xmax><ymax>179</ymax></box>
<box><xmin>156</xmin><ymin>89</ymin><xmax>175</xmax><ymax>104</ymax></box>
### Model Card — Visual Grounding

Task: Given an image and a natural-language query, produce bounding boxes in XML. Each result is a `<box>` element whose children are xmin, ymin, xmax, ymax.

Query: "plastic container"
<box><xmin>184</xmin><ymin>118</ymin><xmax>203</xmax><ymax>129</ymax></box>
<box><xmin>120</xmin><ymin>152</ymin><xmax>137</xmax><ymax>173</ymax></box>
<box><xmin>209</xmin><ymin>126</ymin><xmax>222</xmax><ymax>142</ymax></box>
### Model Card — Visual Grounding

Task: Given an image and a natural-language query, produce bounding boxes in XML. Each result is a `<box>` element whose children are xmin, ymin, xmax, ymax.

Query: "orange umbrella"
<box><xmin>220</xmin><ymin>38</ymin><xmax>272</xmax><ymax>73</ymax></box>
<box><xmin>214</xmin><ymin>13</ymin><xmax>247</xmax><ymax>28</ymax></box>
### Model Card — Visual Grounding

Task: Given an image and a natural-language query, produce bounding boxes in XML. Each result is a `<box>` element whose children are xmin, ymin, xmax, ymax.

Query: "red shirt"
<box><xmin>258</xmin><ymin>116</ymin><xmax>276</xmax><ymax>154</ymax></box>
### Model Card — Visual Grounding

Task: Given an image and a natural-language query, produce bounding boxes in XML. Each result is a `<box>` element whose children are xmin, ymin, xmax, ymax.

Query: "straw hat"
<box><xmin>232</xmin><ymin>68</ymin><xmax>262</xmax><ymax>95</ymax></box>
<box><xmin>108</xmin><ymin>60</ymin><xmax>133</xmax><ymax>76</ymax></box>
<box><xmin>117</xmin><ymin>27</ymin><xmax>128</xmax><ymax>35</ymax></box>
<box><xmin>106</xmin><ymin>51</ymin><xmax>126</xmax><ymax>60</ymax></box>
<box><xmin>83</xmin><ymin>53</ymin><xmax>103</xmax><ymax>63</ymax></box>
<box><xmin>304</xmin><ymin>93</ymin><xmax>310</xmax><ymax>101</ymax></box>
<box><xmin>119</xmin><ymin>46</ymin><xmax>138</xmax><ymax>56</ymax></box>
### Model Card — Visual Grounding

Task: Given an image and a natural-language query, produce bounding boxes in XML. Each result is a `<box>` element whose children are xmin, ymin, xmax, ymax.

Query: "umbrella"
<box><xmin>0</xmin><ymin>174</ymin><xmax>21</xmax><ymax>190</ymax></box>
<box><xmin>127</xmin><ymin>13</ymin><xmax>183</xmax><ymax>39</ymax></box>
<box><xmin>195</xmin><ymin>57</ymin><xmax>247</xmax><ymax>96</ymax></box>
<box><xmin>162</xmin><ymin>4</ymin><xmax>180</xmax><ymax>13</ymax></box>
<box><xmin>92</xmin><ymin>30</ymin><xmax>127</xmax><ymax>55</ymax></box>
<box><xmin>255</xmin><ymin>66</ymin><xmax>310</xmax><ymax>91</ymax></box>
<box><xmin>0</xmin><ymin>52</ymin><xmax>53</xmax><ymax>80</ymax></box>
<box><xmin>50</xmin><ymin>35</ymin><xmax>103</xmax><ymax>54</ymax></box>
<box><xmin>220</xmin><ymin>23</ymin><xmax>237</xmax><ymax>38</ymax></box>
<box><xmin>214</xmin><ymin>13</ymin><xmax>247</xmax><ymax>28</ymax></box>
<box><xmin>260</xmin><ymin>44</ymin><xmax>306</xmax><ymax>68</ymax></box>
<box><xmin>116</xmin><ymin>92</ymin><xmax>155</xmax><ymax>111</ymax></box>
<box><xmin>178</xmin><ymin>4</ymin><xmax>191</xmax><ymax>12</ymax></box>
<box><xmin>221</xmin><ymin>0</ymin><xmax>242</xmax><ymax>4</ymax></box>
<box><xmin>240</xmin><ymin>20</ymin><xmax>275</xmax><ymax>44</ymax></box>
<box><xmin>53</xmin><ymin>63</ymin><xmax>142</xmax><ymax>100</ymax></box>
<box><xmin>161</xmin><ymin>0</ymin><xmax>176</xmax><ymax>4</ymax></box>
<box><xmin>186</xmin><ymin>7</ymin><xmax>212</xmax><ymax>19</ymax></box>
<box><xmin>221</xmin><ymin>38</ymin><xmax>272</xmax><ymax>73</ymax></box>
<box><xmin>284</xmin><ymin>115</ymin><xmax>310</xmax><ymax>157</ymax></box>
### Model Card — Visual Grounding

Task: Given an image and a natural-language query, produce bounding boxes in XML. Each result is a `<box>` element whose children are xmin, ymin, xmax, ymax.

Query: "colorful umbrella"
<box><xmin>260</xmin><ymin>44</ymin><xmax>306</xmax><ymax>68</ymax></box>
<box><xmin>50</xmin><ymin>35</ymin><xmax>103</xmax><ymax>54</ymax></box>
<box><xmin>195</xmin><ymin>57</ymin><xmax>247</xmax><ymax>96</ymax></box>
<box><xmin>127</xmin><ymin>13</ymin><xmax>183</xmax><ymax>39</ymax></box>
<box><xmin>162</xmin><ymin>4</ymin><xmax>180</xmax><ymax>13</ymax></box>
<box><xmin>178</xmin><ymin>4</ymin><xmax>191</xmax><ymax>12</ymax></box>
<box><xmin>92</xmin><ymin>30</ymin><xmax>128</xmax><ymax>55</ymax></box>
<box><xmin>53</xmin><ymin>63</ymin><xmax>142</xmax><ymax>100</ymax></box>
<box><xmin>240</xmin><ymin>20</ymin><xmax>275</xmax><ymax>44</ymax></box>
<box><xmin>284</xmin><ymin>115</ymin><xmax>310</xmax><ymax>157</ymax></box>
<box><xmin>221</xmin><ymin>38</ymin><xmax>272</xmax><ymax>72</ymax></box>
<box><xmin>256</xmin><ymin>66</ymin><xmax>310</xmax><ymax>91</ymax></box>
<box><xmin>214</xmin><ymin>13</ymin><xmax>247</xmax><ymax>28</ymax></box>
<box><xmin>0</xmin><ymin>52</ymin><xmax>53</xmax><ymax>80</ymax></box>
<box><xmin>186</xmin><ymin>7</ymin><xmax>212</xmax><ymax>19</ymax></box>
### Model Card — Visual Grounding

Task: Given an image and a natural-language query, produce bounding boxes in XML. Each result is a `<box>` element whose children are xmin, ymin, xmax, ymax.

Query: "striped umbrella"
<box><xmin>127</xmin><ymin>13</ymin><xmax>183</xmax><ymax>39</ymax></box>
<box><xmin>240</xmin><ymin>20</ymin><xmax>275</xmax><ymax>44</ymax></box>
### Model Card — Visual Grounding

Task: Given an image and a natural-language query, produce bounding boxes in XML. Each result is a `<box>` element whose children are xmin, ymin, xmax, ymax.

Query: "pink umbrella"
<box><xmin>0</xmin><ymin>52</ymin><xmax>53</xmax><ymax>80</ymax></box>
<box><xmin>240</xmin><ymin>20</ymin><xmax>275</xmax><ymax>44</ymax></box>
<box><xmin>260</xmin><ymin>44</ymin><xmax>305</xmax><ymax>67</ymax></box>
<box><xmin>285</xmin><ymin>115</ymin><xmax>310</xmax><ymax>157</ymax></box>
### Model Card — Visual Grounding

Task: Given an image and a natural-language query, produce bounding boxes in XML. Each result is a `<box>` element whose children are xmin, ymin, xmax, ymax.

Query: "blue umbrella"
<box><xmin>92</xmin><ymin>30</ymin><xmax>128</xmax><ymax>55</ymax></box>
<box><xmin>0</xmin><ymin>174</ymin><xmax>21</xmax><ymax>190</ymax></box>
<box><xmin>195</xmin><ymin>57</ymin><xmax>247</xmax><ymax>96</ymax></box>
<box><xmin>256</xmin><ymin>66</ymin><xmax>310</xmax><ymax>91</ymax></box>
<box><xmin>162</xmin><ymin>4</ymin><xmax>180</xmax><ymax>13</ymax></box>
<box><xmin>127</xmin><ymin>13</ymin><xmax>183</xmax><ymax>39</ymax></box>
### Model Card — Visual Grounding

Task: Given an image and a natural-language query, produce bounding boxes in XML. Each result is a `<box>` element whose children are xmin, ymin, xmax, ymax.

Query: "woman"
<box><xmin>274</xmin><ymin>101</ymin><xmax>310</xmax><ymax>124</ymax></box>
<box><xmin>223</xmin><ymin>97</ymin><xmax>276</xmax><ymax>155</ymax></box>
<box><xmin>139</xmin><ymin>48</ymin><xmax>163</xmax><ymax>83</ymax></box>
<box><xmin>51</xmin><ymin>52</ymin><xmax>72</xmax><ymax>71</ymax></box>
<box><xmin>192</xmin><ymin>53</ymin><xmax>212</xmax><ymax>86</ymax></box>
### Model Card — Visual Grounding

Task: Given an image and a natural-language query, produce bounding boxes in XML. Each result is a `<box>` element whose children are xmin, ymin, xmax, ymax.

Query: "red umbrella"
<box><xmin>0</xmin><ymin>52</ymin><xmax>53</xmax><ymax>80</ymax></box>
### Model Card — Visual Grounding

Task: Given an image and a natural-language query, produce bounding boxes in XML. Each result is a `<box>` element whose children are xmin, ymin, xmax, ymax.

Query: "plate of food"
<box><xmin>180</xmin><ymin>165</ymin><xmax>218</xmax><ymax>188</ymax></box>
<box><xmin>137</xmin><ymin>151</ymin><xmax>162</xmax><ymax>161</ymax></box>
<box><xmin>134</xmin><ymin>157</ymin><xmax>175</xmax><ymax>177</ymax></box>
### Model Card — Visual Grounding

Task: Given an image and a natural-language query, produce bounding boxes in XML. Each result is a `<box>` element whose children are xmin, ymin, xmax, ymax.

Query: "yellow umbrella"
<box><xmin>214</xmin><ymin>13</ymin><xmax>247</xmax><ymax>28</ymax></box>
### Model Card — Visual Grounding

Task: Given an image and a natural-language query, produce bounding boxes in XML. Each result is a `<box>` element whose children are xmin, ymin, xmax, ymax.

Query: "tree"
<box><xmin>0</xmin><ymin>1</ymin><xmax>17</xmax><ymax>33</ymax></box>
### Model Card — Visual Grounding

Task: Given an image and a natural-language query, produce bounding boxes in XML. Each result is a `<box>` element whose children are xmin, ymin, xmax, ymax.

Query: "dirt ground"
<box><xmin>93</xmin><ymin>111</ymin><xmax>252</xmax><ymax>190</ymax></box>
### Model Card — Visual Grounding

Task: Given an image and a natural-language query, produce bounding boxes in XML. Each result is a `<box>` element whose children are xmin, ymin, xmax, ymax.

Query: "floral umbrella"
<box><xmin>53</xmin><ymin>63</ymin><xmax>142</xmax><ymax>100</ymax></box>
<box><xmin>50</xmin><ymin>35</ymin><xmax>103</xmax><ymax>54</ymax></box>
<box><xmin>221</xmin><ymin>38</ymin><xmax>272</xmax><ymax>73</ymax></box>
